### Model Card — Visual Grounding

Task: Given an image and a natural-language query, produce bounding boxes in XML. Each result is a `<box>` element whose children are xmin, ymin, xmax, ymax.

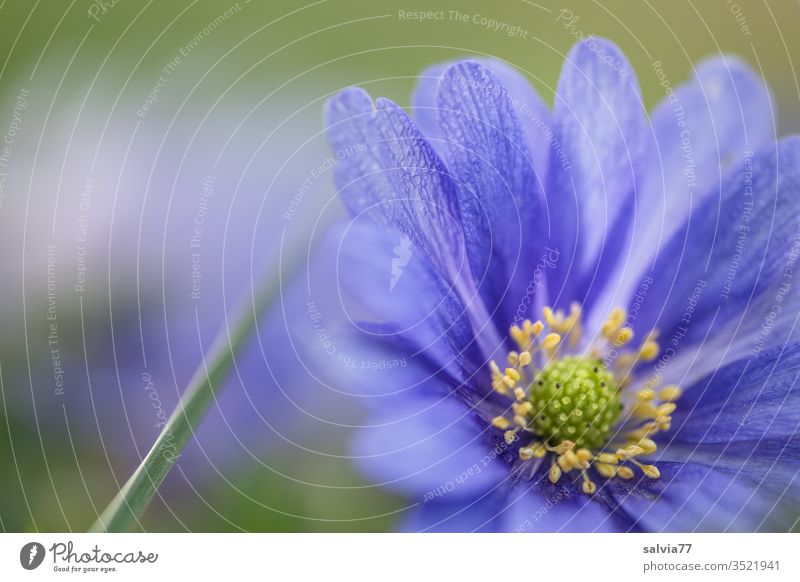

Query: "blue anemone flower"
<box><xmin>322</xmin><ymin>37</ymin><xmax>800</xmax><ymax>532</ymax></box>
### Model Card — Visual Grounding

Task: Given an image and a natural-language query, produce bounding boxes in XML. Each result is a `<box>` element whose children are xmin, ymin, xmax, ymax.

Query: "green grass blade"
<box><xmin>90</xmin><ymin>234</ymin><xmax>307</xmax><ymax>532</ymax></box>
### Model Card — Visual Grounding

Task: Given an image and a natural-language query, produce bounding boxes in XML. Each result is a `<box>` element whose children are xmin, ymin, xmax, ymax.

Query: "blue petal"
<box><xmin>644</xmin><ymin>55</ymin><xmax>775</xmax><ymax>242</ymax></box>
<box><xmin>670</xmin><ymin>341</ymin><xmax>800</xmax><ymax>443</ymax></box>
<box><xmin>411</xmin><ymin>62</ymin><xmax>449</xmax><ymax>144</ymax></box>
<box><xmin>434</xmin><ymin>61</ymin><xmax>547</xmax><ymax>326</ymax></box>
<box><xmin>399</xmin><ymin>492</ymin><xmax>506</xmax><ymax>532</ymax></box>
<box><xmin>500</xmin><ymin>478</ymin><xmax>624</xmax><ymax>532</ymax></box>
<box><xmin>310</xmin><ymin>220</ymin><xmax>484</xmax><ymax>395</ymax></box>
<box><xmin>325</xmin><ymin>88</ymin><xmax>465</xmax><ymax>275</ymax></box>
<box><xmin>630</xmin><ymin>136</ymin><xmax>800</xmax><ymax>352</ymax></box>
<box><xmin>352</xmin><ymin>395</ymin><xmax>509</xmax><ymax>499</ymax></box>
<box><xmin>413</xmin><ymin>58</ymin><xmax>553</xmax><ymax>184</ymax></box>
<box><xmin>549</xmin><ymin>37</ymin><xmax>648</xmax><ymax>310</ymax></box>
<box><xmin>604</xmin><ymin>461</ymin><xmax>786</xmax><ymax>532</ymax></box>
<box><xmin>629</xmin><ymin>342</ymin><xmax>800</xmax><ymax>531</ymax></box>
<box><xmin>616</xmin><ymin>55</ymin><xmax>777</xmax><ymax>309</ymax></box>
<box><xmin>473</xmin><ymin>59</ymin><xmax>553</xmax><ymax>187</ymax></box>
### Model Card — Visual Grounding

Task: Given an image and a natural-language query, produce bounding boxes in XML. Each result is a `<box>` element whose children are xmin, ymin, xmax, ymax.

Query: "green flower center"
<box><xmin>528</xmin><ymin>356</ymin><xmax>621</xmax><ymax>450</ymax></box>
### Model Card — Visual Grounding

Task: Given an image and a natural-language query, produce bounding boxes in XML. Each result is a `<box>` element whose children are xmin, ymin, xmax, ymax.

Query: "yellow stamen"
<box><xmin>637</xmin><ymin>388</ymin><xmax>656</xmax><ymax>401</ymax></box>
<box><xmin>656</xmin><ymin>402</ymin><xmax>677</xmax><ymax>416</ymax></box>
<box><xmin>595</xmin><ymin>463</ymin><xmax>617</xmax><ymax>478</ymax></box>
<box><xmin>639</xmin><ymin>340</ymin><xmax>659</xmax><ymax>361</ymax></box>
<box><xmin>615</xmin><ymin>327</ymin><xmax>634</xmax><ymax>345</ymax></box>
<box><xmin>491</xmin><ymin>416</ymin><xmax>511</xmax><ymax>430</ymax></box>
<box><xmin>596</xmin><ymin>453</ymin><xmax>618</xmax><ymax>465</ymax></box>
<box><xmin>660</xmin><ymin>385</ymin><xmax>682</xmax><ymax>402</ymax></box>
<box><xmin>541</xmin><ymin>332</ymin><xmax>561</xmax><ymax>350</ymax></box>
<box><xmin>549</xmin><ymin>463</ymin><xmax>562</xmax><ymax>484</ymax></box>
<box><xmin>638</xmin><ymin>438</ymin><xmax>658</xmax><ymax>454</ymax></box>
<box><xmin>616</xmin><ymin>466</ymin><xmax>635</xmax><ymax>479</ymax></box>
<box><xmin>633</xmin><ymin>460</ymin><xmax>661</xmax><ymax>479</ymax></box>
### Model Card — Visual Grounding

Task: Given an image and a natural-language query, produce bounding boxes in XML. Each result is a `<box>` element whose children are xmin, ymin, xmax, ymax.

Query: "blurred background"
<box><xmin>1</xmin><ymin>0</ymin><xmax>798</xmax><ymax>532</ymax></box>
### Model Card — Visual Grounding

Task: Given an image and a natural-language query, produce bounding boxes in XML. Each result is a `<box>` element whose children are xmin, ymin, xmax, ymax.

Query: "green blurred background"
<box><xmin>1</xmin><ymin>0</ymin><xmax>798</xmax><ymax>532</ymax></box>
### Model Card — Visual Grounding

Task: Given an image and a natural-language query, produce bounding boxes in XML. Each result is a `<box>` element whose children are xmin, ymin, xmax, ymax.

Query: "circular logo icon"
<box><xmin>19</xmin><ymin>542</ymin><xmax>46</xmax><ymax>570</ymax></box>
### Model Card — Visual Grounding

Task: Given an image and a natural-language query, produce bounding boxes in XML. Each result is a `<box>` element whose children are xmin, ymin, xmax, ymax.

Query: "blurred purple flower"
<box><xmin>0</xmin><ymin>91</ymin><xmax>350</xmax><ymax>503</ymax></box>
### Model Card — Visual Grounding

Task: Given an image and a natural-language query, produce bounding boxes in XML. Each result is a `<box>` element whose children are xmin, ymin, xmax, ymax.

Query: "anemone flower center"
<box><xmin>489</xmin><ymin>304</ymin><xmax>683</xmax><ymax>495</ymax></box>
<box><xmin>529</xmin><ymin>356</ymin><xmax>621</xmax><ymax>450</ymax></box>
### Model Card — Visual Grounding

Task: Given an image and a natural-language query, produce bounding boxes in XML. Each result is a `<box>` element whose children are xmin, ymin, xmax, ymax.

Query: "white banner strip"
<box><xmin>1</xmin><ymin>533</ymin><xmax>797</xmax><ymax>580</ymax></box>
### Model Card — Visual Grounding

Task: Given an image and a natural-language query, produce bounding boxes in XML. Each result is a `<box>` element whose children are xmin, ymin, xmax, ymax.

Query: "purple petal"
<box><xmin>325</xmin><ymin>88</ymin><xmax>465</xmax><ymax>274</ymax></box>
<box><xmin>435</xmin><ymin>61</ymin><xmax>547</xmax><ymax>326</ymax></box>
<box><xmin>352</xmin><ymin>395</ymin><xmax>509</xmax><ymax>499</ymax></box>
<box><xmin>549</xmin><ymin>37</ymin><xmax>647</xmax><ymax>310</ymax></box>
<box><xmin>630</xmin><ymin>137</ymin><xmax>800</xmax><ymax>354</ymax></box>
<box><xmin>399</xmin><ymin>493</ymin><xmax>505</xmax><ymax>532</ymax></box>
<box><xmin>501</xmin><ymin>478</ymin><xmax>623</xmax><ymax>532</ymax></box>
<box><xmin>641</xmin><ymin>54</ymin><xmax>776</xmax><ymax>251</ymax></box>
<box><xmin>314</xmin><ymin>220</ymin><xmax>484</xmax><ymax>391</ymax></box>
<box><xmin>605</xmin><ymin>461</ymin><xmax>785</xmax><ymax>532</ymax></box>
<box><xmin>613</xmin><ymin>55</ymin><xmax>777</xmax><ymax>313</ymax></box>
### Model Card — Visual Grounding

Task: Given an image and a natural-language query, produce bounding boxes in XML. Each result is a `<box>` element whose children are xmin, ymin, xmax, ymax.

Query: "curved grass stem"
<box><xmin>90</xmin><ymin>232</ymin><xmax>308</xmax><ymax>532</ymax></box>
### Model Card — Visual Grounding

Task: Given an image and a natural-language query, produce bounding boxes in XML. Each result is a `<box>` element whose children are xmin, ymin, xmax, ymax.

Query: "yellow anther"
<box><xmin>576</xmin><ymin>448</ymin><xmax>593</xmax><ymax>464</ymax></box>
<box><xmin>519</xmin><ymin>447</ymin><xmax>534</xmax><ymax>461</ymax></box>
<box><xmin>504</xmin><ymin>430</ymin><xmax>516</xmax><ymax>445</ymax></box>
<box><xmin>615</xmin><ymin>327</ymin><xmax>634</xmax><ymax>345</ymax></box>
<box><xmin>631</xmin><ymin>402</ymin><xmax>657</xmax><ymax>418</ymax></box>
<box><xmin>532</xmin><ymin>443</ymin><xmax>547</xmax><ymax>458</ymax></box>
<box><xmin>513</xmin><ymin>415</ymin><xmax>528</xmax><ymax>428</ymax></box>
<box><xmin>615</xmin><ymin>448</ymin><xmax>629</xmax><ymax>460</ymax></box>
<box><xmin>564</xmin><ymin>449</ymin><xmax>580</xmax><ymax>469</ymax></box>
<box><xmin>640</xmin><ymin>464</ymin><xmax>661</xmax><ymax>479</ymax></box>
<box><xmin>491</xmin><ymin>416</ymin><xmax>511</xmax><ymax>430</ymax></box>
<box><xmin>492</xmin><ymin>380</ymin><xmax>509</xmax><ymax>395</ymax></box>
<box><xmin>507</xmin><ymin>351</ymin><xmax>519</xmax><ymax>366</ymax></box>
<box><xmin>639</xmin><ymin>340</ymin><xmax>659</xmax><ymax>361</ymax></box>
<box><xmin>637</xmin><ymin>388</ymin><xmax>656</xmax><ymax>401</ymax></box>
<box><xmin>513</xmin><ymin>401</ymin><xmax>532</xmax><ymax>416</ymax></box>
<box><xmin>597</xmin><ymin>453</ymin><xmax>618</xmax><ymax>465</ymax></box>
<box><xmin>601</xmin><ymin>307</ymin><xmax>626</xmax><ymax>338</ymax></box>
<box><xmin>553</xmin><ymin>440</ymin><xmax>575</xmax><ymax>455</ymax></box>
<box><xmin>505</xmin><ymin>368</ymin><xmax>521</xmax><ymax>383</ymax></box>
<box><xmin>490</xmin><ymin>360</ymin><xmax>501</xmax><ymax>376</ymax></box>
<box><xmin>530</xmin><ymin>321</ymin><xmax>544</xmax><ymax>337</ymax></box>
<box><xmin>638</xmin><ymin>438</ymin><xmax>658</xmax><ymax>454</ymax></box>
<box><xmin>510</xmin><ymin>325</ymin><xmax>525</xmax><ymax>345</ymax></box>
<box><xmin>518</xmin><ymin>351</ymin><xmax>532</xmax><ymax>366</ymax></box>
<box><xmin>625</xmin><ymin>445</ymin><xmax>646</xmax><ymax>457</ymax></box>
<box><xmin>549</xmin><ymin>464</ymin><xmax>562</xmax><ymax>484</ymax></box>
<box><xmin>543</xmin><ymin>307</ymin><xmax>556</xmax><ymax>326</ymax></box>
<box><xmin>502</xmin><ymin>376</ymin><xmax>517</xmax><ymax>389</ymax></box>
<box><xmin>595</xmin><ymin>463</ymin><xmax>617</xmax><ymax>478</ymax></box>
<box><xmin>514</xmin><ymin>387</ymin><xmax>526</xmax><ymax>401</ymax></box>
<box><xmin>541</xmin><ymin>333</ymin><xmax>561</xmax><ymax>350</ymax></box>
<box><xmin>656</xmin><ymin>402</ymin><xmax>677</xmax><ymax>416</ymax></box>
<box><xmin>660</xmin><ymin>385</ymin><xmax>682</xmax><ymax>402</ymax></box>
<box><xmin>582</xmin><ymin>479</ymin><xmax>597</xmax><ymax>495</ymax></box>
<box><xmin>616</xmin><ymin>466</ymin><xmax>635</xmax><ymax>479</ymax></box>
<box><xmin>557</xmin><ymin>454</ymin><xmax>572</xmax><ymax>472</ymax></box>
